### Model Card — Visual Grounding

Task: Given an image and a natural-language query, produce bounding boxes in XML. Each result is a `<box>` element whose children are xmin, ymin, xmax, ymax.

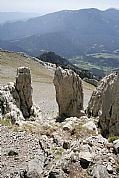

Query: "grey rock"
<box><xmin>79</xmin><ymin>151</ymin><xmax>93</xmax><ymax>169</ymax></box>
<box><xmin>100</xmin><ymin>73</ymin><xmax>119</xmax><ymax>137</ymax></box>
<box><xmin>87</xmin><ymin>72</ymin><xmax>119</xmax><ymax>137</ymax></box>
<box><xmin>82</xmin><ymin>120</ymin><xmax>98</xmax><ymax>134</ymax></box>
<box><xmin>87</xmin><ymin>73</ymin><xmax>117</xmax><ymax>117</ymax></box>
<box><xmin>92</xmin><ymin>165</ymin><xmax>111</xmax><ymax>178</ymax></box>
<box><xmin>63</xmin><ymin>120</ymin><xmax>73</xmax><ymax>131</ymax></box>
<box><xmin>48</xmin><ymin>168</ymin><xmax>67</xmax><ymax>178</ymax></box>
<box><xmin>63</xmin><ymin>141</ymin><xmax>70</xmax><ymax>149</ymax></box>
<box><xmin>27</xmin><ymin>155</ymin><xmax>44</xmax><ymax>177</ymax></box>
<box><xmin>0</xmin><ymin>67</ymin><xmax>39</xmax><ymax>123</ymax></box>
<box><xmin>107</xmin><ymin>163</ymin><xmax>113</xmax><ymax>174</ymax></box>
<box><xmin>15</xmin><ymin>67</ymin><xmax>33</xmax><ymax>118</ymax></box>
<box><xmin>79</xmin><ymin>151</ymin><xmax>93</xmax><ymax>162</ymax></box>
<box><xmin>0</xmin><ymin>82</ymin><xmax>24</xmax><ymax>122</ymax></box>
<box><xmin>113</xmin><ymin>139</ymin><xmax>119</xmax><ymax>154</ymax></box>
<box><xmin>8</xmin><ymin>150</ymin><xmax>18</xmax><ymax>156</ymax></box>
<box><xmin>53</xmin><ymin>67</ymin><xmax>83</xmax><ymax>118</ymax></box>
<box><xmin>26</xmin><ymin>171</ymin><xmax>40</xmax><ymax>178</ymax></box>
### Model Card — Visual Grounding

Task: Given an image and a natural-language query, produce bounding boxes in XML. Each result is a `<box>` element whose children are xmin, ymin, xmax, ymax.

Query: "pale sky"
<box><xmin>0</xmin><ymin>0</ymin><xmax>119</xmax><ymax>13</ymax></box>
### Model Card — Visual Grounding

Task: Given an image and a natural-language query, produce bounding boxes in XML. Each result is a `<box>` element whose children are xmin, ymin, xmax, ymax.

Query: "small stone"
<box><xmin>109</xmin><ymin>157</ymin><xmax>115</xmax><ymax>164</ymax></box>
<box><xmin>63</xmin><ymin>141</ymin><xmax>70</xmax><ymax>149</ymax></box>
<box><xmin>79</xmin><ymin>151</ymin><xmax>93</xmax><ymax>169</ymax></box>
<box><xmin>92</xmin><ymin>165</ymin><xmax>111</xmax><ymax>178</ymax></box>
<box><xmin>113</xmin><ymin>139</ymin><xmax>119</xmax><ymax>154</ymax></box>
<box><xmin>63</xmin><ymin>121</ymin><xmax>73</xmax><ymax>131</ymax></box>
<box><xmin>8</xmin><ymin>150</ymin><xmax>18</xmax><ymax>156</ymax></box>
<box><xmin>107</xmin><ymin>164</ymin><xmax>113</xmax><ymax>174</ymax></box>
<box><xmin>82</xmin><ymin>120</ymin><xmax>98</xmax><ymax>134</ymax></box>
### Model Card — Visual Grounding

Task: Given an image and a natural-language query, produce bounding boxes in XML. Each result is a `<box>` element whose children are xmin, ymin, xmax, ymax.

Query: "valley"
<box><xmin>69</xmin><ymin>52</ymin><xmax>119</xmax><ymax>77</ymax></box>
<box><xmin>0</xmin><ymin>8</ymin><xmax>119</xmax><ymax>77</ymax></box>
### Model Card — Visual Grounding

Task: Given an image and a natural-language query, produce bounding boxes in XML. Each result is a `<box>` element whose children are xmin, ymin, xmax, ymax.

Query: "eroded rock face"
<box><xmin>53</xmin><ymin>67</ymin><xmax>83</xmax><ymax>118</ymax></box>
<box><xmin>87</xmin><ymin>72</ymin><xmax>119</xmax><ymax>137</ymax></box>
<box><xmin>15</xmin><ymin>67</ymin><xmax>33</xmax><ymax>118</ymax></box>
<box><xmin>0</xmin><ymin>67</ymin><xmax>33</xmax><ymax>122</ymax></box>
<box><xmin>100</xmin><ymin>72</ymin><xmax>119</xmax><ymax>137</ymax></box>
<box><xmin>87</xmin><ymin>73</ymin><xmax>117</xmax><ymax>117</ymax></box>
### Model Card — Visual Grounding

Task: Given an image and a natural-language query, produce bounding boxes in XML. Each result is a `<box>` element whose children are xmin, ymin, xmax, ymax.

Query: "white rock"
<box><xmin>63</xmin><ymin>121</ymin><xmax>73</xmax><ymax>131</ymax></box>
<box><xmin>79</xmin><ymin>151</ymin><xmax>94</xmax><ymax>162</ymax></box>
<box><xmin>82</xmin><ymin>120</ymin><xmax>98</xmax><ymax>134</ymax></box>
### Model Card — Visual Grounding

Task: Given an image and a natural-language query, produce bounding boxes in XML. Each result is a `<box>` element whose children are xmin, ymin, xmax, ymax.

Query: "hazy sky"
<box><xmin>0</xmin><ymin>0</ymin><xmax>119</xmax><ymax>13</ymax></box>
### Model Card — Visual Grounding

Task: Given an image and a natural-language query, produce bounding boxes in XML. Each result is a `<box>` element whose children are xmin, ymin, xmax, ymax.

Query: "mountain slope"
<box><xmin>0</xmin><ymin>50</ymin><xmax>95</xmax><ymax>114</ymax></box>
<box><xmin>0</xmin><ymin>8</ymin><xmax>119</xmax><ymax>57</ymax></box>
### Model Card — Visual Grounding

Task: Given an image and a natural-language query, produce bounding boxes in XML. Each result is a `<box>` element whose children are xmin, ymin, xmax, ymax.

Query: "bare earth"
<box><xmin>0</xmin><ymin>50</ymin><xmax>95</xmax><ymax>119</ymax></box>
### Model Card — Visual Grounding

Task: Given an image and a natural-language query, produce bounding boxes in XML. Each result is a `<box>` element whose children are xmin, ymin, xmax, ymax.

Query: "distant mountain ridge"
<box><xmin>0</xmin><ymin>8</ymin><xmax>119</xmax><ymax>58</ymax></box>
<box><xmin>0</xmin><ymin>12</ymin><xmax>41</xmax><ymax>24</ymax></box>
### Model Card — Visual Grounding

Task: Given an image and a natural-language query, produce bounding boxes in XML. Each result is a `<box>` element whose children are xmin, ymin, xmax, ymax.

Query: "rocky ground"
<box><xmin>0</xmin><ymin>51</ymin><xmax>119</xmax><ymax>178</ymax></box>
<box><xmin>1</xmin><ymin>116</ymin><xmax>119</xmax><ymax>178</ymax></box>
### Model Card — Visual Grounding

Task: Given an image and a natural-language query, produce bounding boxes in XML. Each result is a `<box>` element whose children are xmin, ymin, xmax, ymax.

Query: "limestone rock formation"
<box><xmin>100</xmin><ymin>72</ymin><xmax>119</xmax><ymax>137</ymax></box>
<box><xmin>0</xmin><ymin>82</ymin><xmax>24</xmax><ymax>123</ymax></box>
<box><xmin>0</xmin><ymin>67</ymin><xmax>34</xmax><ymax>123</ymax></box>
<box><xmin>15</xmin><ymin>67</ymin><xmax>33</xmax><ymax>118</ymax></box>
<box><xmin>87</xmin><ymin>72</ymin><xmax>119</xmax><ymax>137</ymax></box>
<box><xmin>53</xmin><ymin>67</ymin><xmax>83</xmax><ymax>118</ymax></box>
<box><xmin>87</xmin><ymin>73</ymin><xmax>117</xmax><ymax>117</ymax></box>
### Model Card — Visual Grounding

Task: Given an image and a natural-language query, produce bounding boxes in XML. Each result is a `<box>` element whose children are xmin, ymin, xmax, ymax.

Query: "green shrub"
<box><xmin>0</xmin><ymin>118</ymin><xmax>12</xmax><ymax>126</ymax></box>
<box><xmin>116</xmin><ymin>161</ymin><xmax>119</xmax><ymax>174</ymax></box>
<box><xmin>108</xmin><ymin>136</ymin><xmax>119</xmax><ymax>143</ymax></box>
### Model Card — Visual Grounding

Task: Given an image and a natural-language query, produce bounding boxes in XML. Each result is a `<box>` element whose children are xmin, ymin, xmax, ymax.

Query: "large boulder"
<box><xmin>0</xmin><ymin>67</ymin><xmax>34</xmax><ymax>122</ymax></box>
<box><xmin>53</xmin><ymin>67</ymin><xmax>83</xmax><ymax>118</ymax></box>
<box><xmin>87</xmin><ymin>72</ymin><xmax>119</xmax><ymax>137</ymax></box>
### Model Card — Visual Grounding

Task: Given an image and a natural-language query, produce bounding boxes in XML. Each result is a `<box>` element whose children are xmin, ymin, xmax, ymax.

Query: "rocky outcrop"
<box><xmin>87</xmin><ymin>72</ymin><xmax>119</xmax><ymax>137</ymax></box>
<box><xmin>0</xmin><ymin>82</ymin><xmax>24</xmax><ymax>123</ymax></box>
<box><xmin>87</xmin><ymin>73</ymin><xmax>117</xmax><ymax>117</ymax></box>
<box><xmin>53</xmin><ymin>67</ymin><xmax>83</xmax><ymax>118</ymax></box>
<box><xmin>0</xmin><ymin>67</ymin><xmax>35</xmax><ymax>123</ymax></box>
<box><xmin>100</xmin><ymin>72</ymin><xmax>119</xmax><ymax>137</ymax></box>
<box><xmin>15</xmin><ymin>67</ymin><xmax>33</xmax><ymax>118</ymax></box>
